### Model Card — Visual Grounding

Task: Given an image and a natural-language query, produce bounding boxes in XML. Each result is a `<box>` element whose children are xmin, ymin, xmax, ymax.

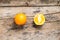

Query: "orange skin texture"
<box><xmin>14</xmin><ymin>13</ymin><xmax>27</xmax><ymax>25</ymax></box>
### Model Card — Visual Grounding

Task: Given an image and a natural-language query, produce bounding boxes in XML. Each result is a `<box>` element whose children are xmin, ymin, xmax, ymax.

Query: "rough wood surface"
<box><xmin>0</xmin><ymin>7</ymin><xmax>60</xmax><ymax>40</ymax></box>
<box><xmin>0</xmin><ymin>0</ymin><xmax>60</xmax><ymax>6</ymax></box>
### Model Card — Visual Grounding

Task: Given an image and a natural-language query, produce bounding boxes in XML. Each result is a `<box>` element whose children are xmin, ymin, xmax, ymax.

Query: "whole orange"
<box><xmin>14</xmin><ymin>13</ymin><xmax>27</xmax><ymax>25</ymax></box>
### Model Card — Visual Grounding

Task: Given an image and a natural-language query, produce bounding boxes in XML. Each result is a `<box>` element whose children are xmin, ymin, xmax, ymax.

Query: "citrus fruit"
<box><xmin>14</xmin><ymin>13</ymin><xmax>27</xmax><ymax>25</ymax></box>
<box><xmin>34</xmin><ymin>13</ymin><xmax>45</xmax><ymax>25</ymax></box>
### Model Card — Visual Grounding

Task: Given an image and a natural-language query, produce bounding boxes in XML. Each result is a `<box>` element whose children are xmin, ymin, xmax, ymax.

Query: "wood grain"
<box><xmin>0</xmin><ymin>7</ymin><xmax>60</xmax><ymax>40</ymax></box>
<box><xmin>0</xmin><ymin>0</ymin><xmax>60</xmax><ymax>40</ymax></box>
<box><xmin>0</xmin><ymin>0</ymin><xmax>60</xmax><ymax>6</ymax></box>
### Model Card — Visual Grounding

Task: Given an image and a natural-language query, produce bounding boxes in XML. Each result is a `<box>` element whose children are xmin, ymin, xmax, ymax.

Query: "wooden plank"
<box><xmin>0</xmin><ymin>7</ymin><xmax>60</xmax><ymax>18</ymax></box>
<box><xmin>0</xmin><ymin>7</ymin><xmax>60</xmax><ymax>40</ymax></box>
<box><xmin>0</xmin><ymin>7</ymin><xmax>60</xmax><ymax>24</ymax></box>
<box><xmin>0</xmin><ymin>7</ymin><xmax>60</xmax><ymax>31</ymax></box>
<box><xmin>0</xmin><ymin>0</ymin><xmax>60</xmax><ymax>6</ymax></box>
<box><xmin>0</xmin><ymin>10</ymin><xmax>60</xmax><ymax>40</ymax></box>
<box><xmin>0</xmin><ymin>14</ymin><xmax>60</xmax><ymax>40</ymax></box>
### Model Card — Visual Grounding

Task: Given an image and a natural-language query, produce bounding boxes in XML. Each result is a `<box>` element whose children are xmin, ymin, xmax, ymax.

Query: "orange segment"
<box><xmin>34</xmin><ymin>13</ymin><xmax>45</xmax><ymax>25</ymax></box>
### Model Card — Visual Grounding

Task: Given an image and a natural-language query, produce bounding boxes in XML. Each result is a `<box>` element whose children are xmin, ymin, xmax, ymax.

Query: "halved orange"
<box><xmin>34</xmin><ymin>13</ymin><xmax>45</xmax><ymax>25</ymax></box>
<box><xmin>14</xmin><ymin>13</ymin><xmax>27</xmax><ymax>25</ymax></box>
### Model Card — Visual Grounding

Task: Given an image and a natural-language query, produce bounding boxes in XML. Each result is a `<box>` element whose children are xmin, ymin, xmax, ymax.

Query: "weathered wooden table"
<box><xmin>0</xmin><ymin>0</ymin><xmax>60</xmax><ymax>40</ymax></box>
